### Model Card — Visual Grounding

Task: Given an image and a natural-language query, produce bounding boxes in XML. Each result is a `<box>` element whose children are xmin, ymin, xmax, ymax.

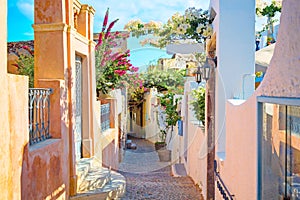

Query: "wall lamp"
<box><xmin>195</xmin><ymin>57</ymin><xmax>216</xmax><ymax>84</ymax></box>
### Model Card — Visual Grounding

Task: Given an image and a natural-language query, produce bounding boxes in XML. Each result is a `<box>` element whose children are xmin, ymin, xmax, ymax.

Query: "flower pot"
<box><xmin>155</xmin><ymin>142</ymin><xmax>166</xmax><ymax>151</ymax></box>
<box><xmin>98</xmin><ymin>91</ymin><xmax>112</xmax><ymax>100</ymax></box>
<box><xmin>157</xmin><ymin>149</ymin><xmax>171</xmax><ymax>162</ymax></box>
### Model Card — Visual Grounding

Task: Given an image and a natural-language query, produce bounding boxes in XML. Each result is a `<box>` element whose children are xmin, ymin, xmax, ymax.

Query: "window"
<box><xmin>258</xmin><ymin>97</ymin><xmax>300</xmax><ymax>200</ymax></box>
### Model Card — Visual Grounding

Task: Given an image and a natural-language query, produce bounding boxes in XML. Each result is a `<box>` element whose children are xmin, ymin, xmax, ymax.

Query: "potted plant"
<box><xmin>155</xmin><ymin>129</ymin><xmax>167</xmax><ymax>150</ymax></box>
<box><xmin>156</xmin><ymin>92</ymin><xmax>182</xmax><ymax>161</ymax></box>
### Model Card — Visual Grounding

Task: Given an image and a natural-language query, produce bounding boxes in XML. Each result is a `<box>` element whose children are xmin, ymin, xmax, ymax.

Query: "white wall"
<box><xmin>211</xmin><ymin>0</ymin><xmax>255</xmax><ymax>155</ymax></box>
<box><xmin>181</xmin><ymin>80</ymin><xmax>207</xmax><ymax>199</ymax></box>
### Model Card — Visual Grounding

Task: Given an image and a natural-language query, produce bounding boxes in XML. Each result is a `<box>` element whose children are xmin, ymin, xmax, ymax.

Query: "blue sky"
<box><xmin>8</xmin><ymin>0</ymin><xmax>210</xmax><ymax>42</ymax></box>
<box><xmin>8</xmin><ymin>0</ymin><xmax>279</xmax><ymax>70</ymax></box>
<box><xmin>7</xmin><ymin>0</ymin><xmax>278</xmax><ymax>42</ymax></box>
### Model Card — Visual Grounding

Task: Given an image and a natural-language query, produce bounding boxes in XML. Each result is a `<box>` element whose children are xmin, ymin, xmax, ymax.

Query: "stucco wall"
<box><xmin>21</xmin><ymin>81</ymin><xmax>70</xmax><ymax>199</ymax></box>
<box><xmin>96</xmin><ymin>99</ymin><xmax>120</xmax><ymax>170</ymax></box>
<box><xmin>0</xmin><ymin>0</ymin><xmax>30</xmax><ymax>199</ymax></box>
<box><xmin>0</xmin><ymin>73</ymin><xmax>29</xmax><ymax>200</ymax></box>
<box><xmin>22</xmin><ymin>140</ymin><xmax>67</xmax><ymax>200</ymax></box>
<box><xmin>186</xmin><ymin>124</ymin><xmax>207</xmax><ymax>199</ymax></box>
<box><xmin>0</xmin><ymin>0</ymin><xmax>10</xmax><ymax>198</ymax></box>
<box><xmin>144</xmin><ymin>90</ymin><xmax>160</xmax><ymax>143</ymax></box>
<box><xmin>181</xmin><ymin>80</ymin><xmax>207</xmax><ymax>198</ymax></box>
<box><xmin>216</xmin><ymin>97</ymin><xmax>257</xmax><ymax>200</ymax></box>
<box><xmin>211</xmin><ymin>0</ymin><xmax>255</xmax><ymax>155</ymax></box>
<box><xmin>217</xmin><ymin>0</ymin><xmax>300</xmax><ymax>199</ymax></box>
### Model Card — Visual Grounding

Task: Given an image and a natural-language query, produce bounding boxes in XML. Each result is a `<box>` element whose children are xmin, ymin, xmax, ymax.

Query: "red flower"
<box><xmin>96</xmin><ymin>32</ymin><xmax>103</xmax><ymax>47</ymax></box>
<box><xmin>105</xmin><ymin>19</ymin><xmax>119</xmax><ymax>39</ymax></box>
<box><xmin>102</xmin><ymin>8</ymin><xmax>109</xmax><ymax>32</ymax></box>
<box><xmin>22</xmin><ymin>45</ymin><xmax>33</xmax><ymax>55</ymax></box>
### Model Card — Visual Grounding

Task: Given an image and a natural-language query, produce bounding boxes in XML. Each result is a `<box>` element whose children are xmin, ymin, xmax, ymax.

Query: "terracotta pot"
<box><xmin>98</xmin><ymin>91</ymin><xmax>112</xmax><ymax>100</ymax></box>
<box><xmin>157</xmin><ymin>149</ymin><xmax>171</xmax><ymax>162</ymax></box>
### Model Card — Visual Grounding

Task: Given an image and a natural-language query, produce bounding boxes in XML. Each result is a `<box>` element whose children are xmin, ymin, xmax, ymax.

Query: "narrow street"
<box><xmin>118</xmin><ymin>137</ymin><xmax>203</xmax><ymax>200</ymax></box>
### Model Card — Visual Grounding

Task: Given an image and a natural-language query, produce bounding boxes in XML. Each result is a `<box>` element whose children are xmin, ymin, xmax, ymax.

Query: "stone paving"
<box><xmin>118</xmin><ymin>137</ymin><xmax>204</xmax><ymax>200</ymax></box>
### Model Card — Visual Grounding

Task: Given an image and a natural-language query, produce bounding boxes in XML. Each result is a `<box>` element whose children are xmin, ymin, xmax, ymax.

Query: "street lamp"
<box><xmin>201</xmin><ymin>58</ymin><xmax>212</xmax><ymax>82</ymax></box>
<box><xmin>195</xmin><ymin>57</ymin><xmax>214</xmax><ymax>84</ymax></box>
<box><xmin>195</xmin><ymin>66</ymin><xmax>202</xmax><ymax>84</ymax></box>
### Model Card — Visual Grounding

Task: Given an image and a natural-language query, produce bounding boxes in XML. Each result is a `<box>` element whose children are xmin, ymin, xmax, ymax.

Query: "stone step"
<box><xmin>78</xmin><ymin>168</ymin><xmax>110</xmax><ymax>192</ymax></box>
<box><xmin>70</xmin><ymin>169</ymin><xmax>126</xmax><ymax>200</ymax></box>
<box><xmin>76</xmin><ymin>158</ymin><xmax>95</xmax><ymax>190</ymax></box>
<box><xmin>171</xmin><ymin>163</ymin><xmax>187</xmax><ymax>177</ymax></box>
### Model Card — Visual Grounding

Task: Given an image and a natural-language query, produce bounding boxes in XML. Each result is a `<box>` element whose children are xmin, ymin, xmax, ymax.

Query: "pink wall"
<box><xmin>182</xmin><ymin>80</ymin><xmax>207</xmax><ymax>199</ymax></box>
<box><xmin>186</xmin><ymin>124</ymin><xmax>207</xmax><ymax>199</ymax></box>
<box><xmin>217</xmin><ymin>0</ymin><xmax>300</xmax><ymax>199</ymax></box>
<box><xmin>217</xmin><ymin>97</ymin><xmax>257</xmax><ymax>199</ymax></box>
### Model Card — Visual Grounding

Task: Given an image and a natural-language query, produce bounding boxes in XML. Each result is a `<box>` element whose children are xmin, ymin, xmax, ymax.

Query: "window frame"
<box><xmin>257</xmin><ymin>96</ymin><xmax>300</xmax><ymax>200</ymax></box>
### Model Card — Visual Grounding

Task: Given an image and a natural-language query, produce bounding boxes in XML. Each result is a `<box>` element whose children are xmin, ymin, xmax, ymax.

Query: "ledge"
<box><xmin>227</xmin><ymin>99</ymin><xmax>246</xmax><ymax>106</ymax></box>
<box><xmin>32</xmin><ymin>23</ymin><xmax>68</xmax><ymax>32</ymax></box>
<box><xmin>29</xmin><ymin>139</ymin><xmax>61</xmax><ymax>152</ymax></box>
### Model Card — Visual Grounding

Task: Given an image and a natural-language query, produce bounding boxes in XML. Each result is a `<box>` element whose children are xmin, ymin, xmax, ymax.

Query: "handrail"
<box><xmin>28</xmin><ymin>88</ymin><xmax>53</xmax><ymax>145</ymax></box>
<box><xmin>214</xmin><ymin>160</ymin><xmax>235</xmax><ymax>200</ymax></box>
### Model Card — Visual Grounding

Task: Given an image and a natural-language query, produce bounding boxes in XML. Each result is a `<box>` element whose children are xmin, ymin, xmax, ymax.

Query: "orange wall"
<box><xmin>22</xmin><ymin>140</ymin><xmax>67</xmax><ymax>200</ymax></box>
<box><xmin>0</xmin><ymin>0</ymin><xmax>30</xmax><ymax>199</ymax></box>
<box><xmin>0</xmin><ymin>74</ymin><xmax>29</xmax><ymax>200</ymax></box>
<box><xmin>21</xmin><ymin>82</ymin><xmax>70</xmax><ymax>199</ymax></box>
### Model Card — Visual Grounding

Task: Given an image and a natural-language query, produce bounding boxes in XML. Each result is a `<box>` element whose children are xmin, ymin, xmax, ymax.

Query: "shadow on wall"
<box><xmin>21</xmin><ymin>141</ymin><xmax>66</xmax><ymax>200</ymax></box>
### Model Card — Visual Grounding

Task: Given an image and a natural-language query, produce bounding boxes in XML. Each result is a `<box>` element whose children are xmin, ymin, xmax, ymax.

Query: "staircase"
<box><xmin>70</xmin><ymin>158</ymin><xmax>126</xmax><ymax>200</ymax></box>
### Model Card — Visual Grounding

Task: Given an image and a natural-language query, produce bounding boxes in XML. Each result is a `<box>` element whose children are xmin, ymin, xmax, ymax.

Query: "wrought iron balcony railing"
<box><xmin>100</xmin><ymin>103</ymin><xmax>110</xmax><ymax>132</ymax></box>
<box><xmin>28</xmin><ymin>88</ymin><xmax>53</xmax><ymax>145</ymax></box>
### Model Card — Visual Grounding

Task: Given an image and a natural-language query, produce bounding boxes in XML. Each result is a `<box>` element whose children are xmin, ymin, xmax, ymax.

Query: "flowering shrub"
<box><xmin>12</xmin><ymin>45</ymin><xmax>34</xmax><ymax>88</ymax></box>
<box><xmin>190</xmin><ymin>87</ymin><xmax>205</xmax><ymax>125</ymax></box>
<box><xmin>140</xmin><ymin>67</ymin><xmax>185</xmax><ymax>94</ymax></box>
<box><xmin>124</xmin><ymin>7</ymin><xmax>211</xmax><ymax>48</ymax></box>
<box><xmin>117</xmin><ymin>73</ymin><xmax>146</xmax><ymax>105</ymax></box>
<box><xmin>256</xmin><ymin>0</ymin><xmax>281</xmax><ymax>45</ymax></box>
<box><xmin>158</xmin><ymin>92</ymin><xmax>181</xmax><ymax>130</ymax></box>
<box><xmin>95</xmin><ymin>8</ymin><xmax>137</xmax><ymax>94</ymax></box>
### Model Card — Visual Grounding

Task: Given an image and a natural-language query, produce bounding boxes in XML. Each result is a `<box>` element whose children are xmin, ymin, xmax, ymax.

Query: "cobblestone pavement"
<box><xmin>118</xmin><ymin>137</ymin><xmax>204</xmax><ymax>200</ymax></box>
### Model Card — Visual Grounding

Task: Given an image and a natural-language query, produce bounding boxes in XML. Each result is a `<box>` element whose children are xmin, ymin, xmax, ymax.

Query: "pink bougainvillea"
<box><xmin>95</xmin><ymin>8</ymin><xmax>139</xmax><ymax>94</ymax></box>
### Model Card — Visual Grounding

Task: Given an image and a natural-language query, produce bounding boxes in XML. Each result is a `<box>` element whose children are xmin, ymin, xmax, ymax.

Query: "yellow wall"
<box><xmin>0</xmin><ymin>0</ymin><xmax>29</xmax><ymax>199</ymax></box>
<box><xmin>94</xmin><ymin>99</ymin><xmax>120</xmax><ymax>170</ymax></box>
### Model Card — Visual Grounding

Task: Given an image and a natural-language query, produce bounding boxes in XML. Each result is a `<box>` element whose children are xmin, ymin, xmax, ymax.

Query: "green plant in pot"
<box><xmin>157</xmin><ymin>92</ymin><xmax>182</xmax><ymax>143</ymax></box>
<box><xmin>155</xmin><ymin>129</ymin><xmax>167</xmax><ymax>150</ymax></box>
<box><xmin>190</xmin><ymin>86</ymin><xmax>205</xmax><ymax>126</ymax></box>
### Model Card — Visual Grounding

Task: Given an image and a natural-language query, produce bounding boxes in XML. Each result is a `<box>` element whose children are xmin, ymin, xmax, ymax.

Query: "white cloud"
<box><xmin>24</xmin><ymin>32</ymin><xmax>34</xmax><ymax>36</ymax></box>
<box><xmin>17</xmin><ymin>0</ymin><xmax>34</xmax><ymax>21</ymax></box>
<box><xmin>84</xmin><ymin>0</ymin><xmax>210</xmax><ymax>32</ymax></box>
<box><xmin>14</xmin><ymin>0</ymin><xmax>209</xmax><ymax>32</ymax></box>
